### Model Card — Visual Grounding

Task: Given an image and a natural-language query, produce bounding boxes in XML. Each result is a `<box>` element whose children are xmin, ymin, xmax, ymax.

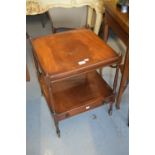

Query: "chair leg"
<box><xmin>116</xmin><ymin>47</ymin><xmax>129</xmax><ymax>109</ymax></box>
<box><xmin>94</xmin><ymin>12</ymin><xmax>102</xmax><ymax>34</ymax></box>
<box><xmin>87</xmin><ymin>7</ymin><xmax>94</xmax><ymax>28</ymax></box>
<box><xmin>40</xmin><ymin>13</ymin><xmax>47</xmax><ymax>28</ymax></box>
<box><xmin>47</xmin><ymin>11</ymin><xmax>55</xmax><ymax>33</ymax></box>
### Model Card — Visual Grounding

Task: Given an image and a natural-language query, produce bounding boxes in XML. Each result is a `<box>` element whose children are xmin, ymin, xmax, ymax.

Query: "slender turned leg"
<box><xmin>108</xmin><ymin>102</ymin><xmax>113</xmax><ymax>116</ymax></box>
<box><xmin>40</xmin><ymin>13</ymin><xmax>47</xmax><ymax>28</ymax></box>
<box><xmin>94</xmin><ymin>11</ymin><xmax>102</xmax><ymax>34</ymax></box>
<box><xmin>47</xmin><ymin>11</ymin><xmax>55</xmax><ymax>33</ymax></box>
<box><xmin>103</xmin><ymin>12</ymin><xmax>109</xmax><ymax>42</ymax></box>
<box><xmin>109</xmin><ymin>63</ymin><xmax>120</xmax><ymax>115</ymax></box>
<box><xmin>31</xmin><ymin>49</ymin><xmax>44</xmax><ymax>96</ymax></box>
<box><xmin>53</xmin><ymin>116</ymin><xmax>60</xmax><ymax>137</ymax></box>
<box><xmin>116</xmin><ymin>47</ymin><xmax>129</xmax><ymax>109</ymax></box>
<box><xmin>87</xmin><ymin>7</ymin><xmax>94</xmax><ymax>28</ymax></box>
<box><xmin>44</xmin><ymin>77</ymin><xmax>61</xmax><ymax>137</ymax></box>
<box><xmin>49</xmin><ymin>109</ymin><xmax>60</xmax><ymax>137</ymax></box>
<box><xmin>103</xmin><ymin>23</ymin><xmax>109</xmax><ymax>42</ymax></box>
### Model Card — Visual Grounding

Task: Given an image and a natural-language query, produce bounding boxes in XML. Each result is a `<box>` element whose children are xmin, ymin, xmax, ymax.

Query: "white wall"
<box><xmin>48</xmin><ymin>7</ymin><xmax>87</xmax><ymax>28</ymax></box>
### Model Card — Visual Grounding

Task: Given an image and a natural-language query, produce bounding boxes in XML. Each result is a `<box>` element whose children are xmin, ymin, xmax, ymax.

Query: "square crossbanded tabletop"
<box><xmin>32</xmin><ymin>28</ymin><xmax>119</xmax><ymax>81</ymax></box>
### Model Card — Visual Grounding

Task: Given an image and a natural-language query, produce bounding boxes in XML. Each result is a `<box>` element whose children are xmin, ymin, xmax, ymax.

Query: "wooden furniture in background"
<box><xmin>26</xmin><ymin>0</ymin><xmax>105</xmax><ymax>34</ymax></box>
<box><xmin>31</xmin><ymin>29</ymin><xmax>121</xmax><ymax>137</ymax></box>
<box><xmin>103</xmin><ymin>1</ymin><xmax>129</xmax><ymax>109</ymax></box>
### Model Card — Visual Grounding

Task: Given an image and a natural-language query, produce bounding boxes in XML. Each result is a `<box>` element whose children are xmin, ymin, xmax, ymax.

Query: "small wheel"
<box><xmin>108</xmin><ymin>109</ymin><xmax>112</xmax><ymax>116</ymax></box>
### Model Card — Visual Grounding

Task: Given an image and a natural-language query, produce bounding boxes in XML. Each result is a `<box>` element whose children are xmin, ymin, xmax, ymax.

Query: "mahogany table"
<box><xmin>31</xmin><ymin>28</ymin><xmax>121</xmax><ymax>137</ymax></box>
<box><xmin>103</xmin><ymin>2</ymin><xmax>129</xmax><ymax>109</ymax></box>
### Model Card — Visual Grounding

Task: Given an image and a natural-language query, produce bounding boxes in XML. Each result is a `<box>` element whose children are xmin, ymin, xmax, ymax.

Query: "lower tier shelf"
<box><xmin>39</xmin><ymin>71</ymin><xmax>114</xmax><ymax>121</ymax></box>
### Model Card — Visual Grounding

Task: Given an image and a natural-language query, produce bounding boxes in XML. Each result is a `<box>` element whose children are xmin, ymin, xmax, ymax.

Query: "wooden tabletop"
<box><xmin>104</xmin><ymin>2</ymin><xmax>129</xmax><ymax>34</ymax></box>
<box><xmin>32</xmin><ymin>28</ymin><xmax>120</xmax><ymax>81</ymax></box>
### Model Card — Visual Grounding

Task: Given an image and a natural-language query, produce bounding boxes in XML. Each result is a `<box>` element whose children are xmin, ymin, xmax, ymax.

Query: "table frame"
<box><xmin>103</xmin><ymin>2</ymin><xmax>129</xmax><ymax>109</ymax></box>
<box><xmin>31</xmin><ymin>29</ymin><xmax>122</xmax><ymax>137</ymax></box>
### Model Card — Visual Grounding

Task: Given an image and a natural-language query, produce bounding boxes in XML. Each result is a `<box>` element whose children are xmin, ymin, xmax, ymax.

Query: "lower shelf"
<box><xmin>39</xmin><ymin>71</ymin><xmax>114</xmax><ymax>121</ymax></box>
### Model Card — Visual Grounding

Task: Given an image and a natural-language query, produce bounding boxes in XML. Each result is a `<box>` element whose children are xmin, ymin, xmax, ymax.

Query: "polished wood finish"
<box><xmin>105</xmin><ymin>2</ymin><xmax>129</xmax><ymax>34</ymax></box>
<box><xmin>39</xmin><ymin>71</ymin><xmax>114</xmax><ymax>121</ymax></box>
<box><xmin>32</xmin><ymin>29</ymin><xmax>119</xmax><ymax>81</ymax></box>
<box><xmin>31</xmin><ymin>28</ymin><xmax>121</xmax><ymax>137</ymax></box>
<box><xmin>103</xmin><ymin>2</ymin><xmax>129</xmax><ymax>109</ymax></box>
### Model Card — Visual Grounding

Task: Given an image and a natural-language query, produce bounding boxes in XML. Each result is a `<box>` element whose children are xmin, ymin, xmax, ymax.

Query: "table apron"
<box><xmin>105</xmin><ymin>11</ymin><xmax>128</xmax><ymax>46</ymax></box>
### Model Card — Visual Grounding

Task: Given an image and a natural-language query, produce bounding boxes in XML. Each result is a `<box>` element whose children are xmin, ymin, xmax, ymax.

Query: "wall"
<box><xmin>48</xmin><ymin>7</ymin><xmax>87</xmax><ymax>28</ymax></box>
